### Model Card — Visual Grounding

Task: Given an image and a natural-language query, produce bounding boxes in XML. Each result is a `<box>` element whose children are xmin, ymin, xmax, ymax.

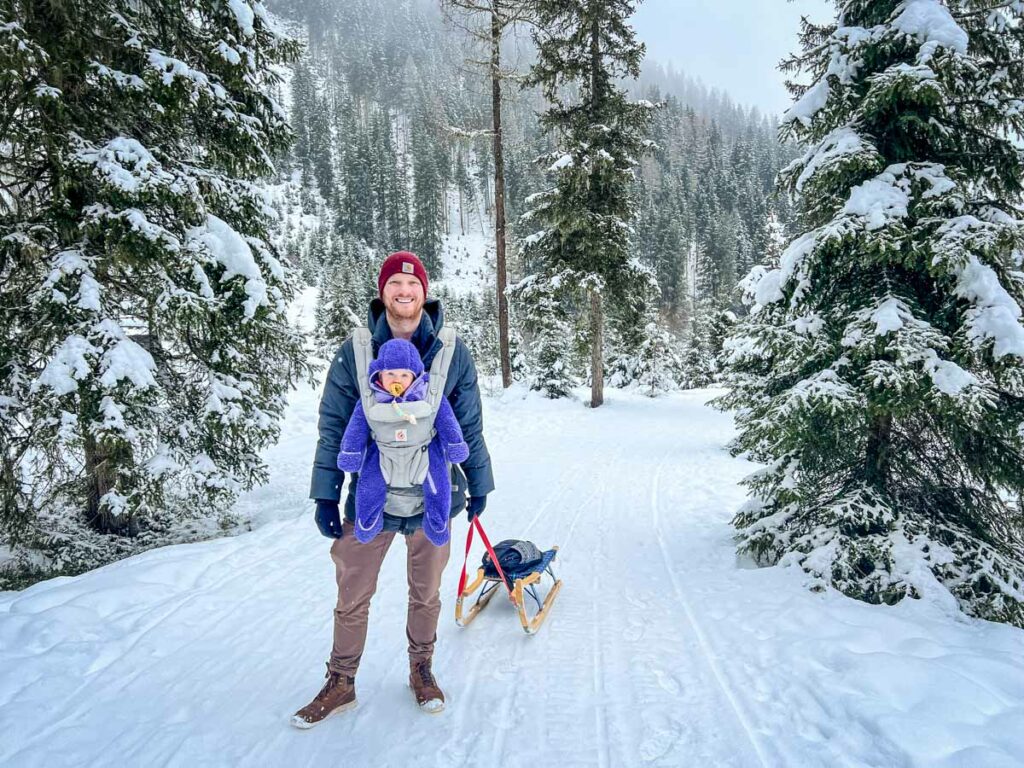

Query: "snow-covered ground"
<box><xmin>434</xmin><ymin>183</ymin><xmax>495</xmax><ymax>297</ymax></box>
<box><xmin>2</xmin><ymin>359</ymin><xmax>1023</xmax><ymax>766</ymax></box>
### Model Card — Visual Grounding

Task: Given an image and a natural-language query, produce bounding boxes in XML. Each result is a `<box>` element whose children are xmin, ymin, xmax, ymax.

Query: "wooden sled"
<box><xmin>456</xmin><ymin>546</ymin><xmax>562</xmax><ymax>635</ymax></box>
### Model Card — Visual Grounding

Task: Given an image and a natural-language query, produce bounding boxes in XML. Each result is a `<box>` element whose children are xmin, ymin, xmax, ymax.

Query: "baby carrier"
<box><xmin>351</xmin><ymin>326</ymin><xmax>457</xmax><ymax>517</ymax></box>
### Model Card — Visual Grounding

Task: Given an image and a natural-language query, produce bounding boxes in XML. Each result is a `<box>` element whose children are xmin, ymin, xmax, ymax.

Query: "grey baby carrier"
<box><xmin>352</xmin><ymin>326</ymin><xmax>457</xmax><ymax>516</ymax></box>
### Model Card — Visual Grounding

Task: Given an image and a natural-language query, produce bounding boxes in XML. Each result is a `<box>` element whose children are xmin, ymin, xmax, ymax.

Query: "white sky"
<box><xmin>631</xmin><ymin>0</ymin><xmax>834</xmax><ymax>116</ymax></box>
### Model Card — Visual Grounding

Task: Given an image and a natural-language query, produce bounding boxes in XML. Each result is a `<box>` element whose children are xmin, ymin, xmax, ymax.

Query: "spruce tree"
<box><xmin>606</xmin><ymin>263</ymin><xmax>685</xmax><ymax>395</ymax></box>
<box><xmin>315</xmin><ymin>236</ymin><xmax>375</xmax><ymax>357</ymax></box>
<box><xmin>410</xmin><ymin>121</ymin><xmax>444</xmax><ymax>274</ymax></box>
<box><xmin>510</xmin><ymin>271</ymin><xmax>581</xmax><ymax>397</ymax></box>
<box><xmin>0</xmin><ymin>1</ymin><xmax>312</xmax><ymax>557</ymax></box>
<box><xmin>520</xmin><ymin>0</ymin><xmax>655</xmax><ymax>407</ymax></box>
<box><xmin>717</xmin><ymin>0</ymin><xmax>1024</xmax><ymax>626</ymax></box>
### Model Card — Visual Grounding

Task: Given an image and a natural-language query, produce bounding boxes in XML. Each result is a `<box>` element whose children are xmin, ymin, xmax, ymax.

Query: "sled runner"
<box><xmin>455</xmin><ymin>518</ymin><xmax>562</xmax><ymax>635</ymax></box>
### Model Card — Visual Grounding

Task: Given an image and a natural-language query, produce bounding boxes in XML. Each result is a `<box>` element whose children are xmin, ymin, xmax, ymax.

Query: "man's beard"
<box><xmin>385</xmin><ymin>297</ymin><xmax>424</xmax><ymax>321</ymax></box>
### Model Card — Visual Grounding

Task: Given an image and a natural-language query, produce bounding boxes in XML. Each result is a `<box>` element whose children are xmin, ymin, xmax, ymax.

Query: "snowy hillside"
<box><xmin>2</xmin><ymin>366</ymin><xmax>1022</xmax><ymax>766</ymax></box>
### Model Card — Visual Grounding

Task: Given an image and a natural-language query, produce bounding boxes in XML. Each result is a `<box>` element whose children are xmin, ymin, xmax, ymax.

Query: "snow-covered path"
<box><xmin>2</xmin><ymin>388</ymin><xmax>1023</xmax><ymax>767</ymax></box>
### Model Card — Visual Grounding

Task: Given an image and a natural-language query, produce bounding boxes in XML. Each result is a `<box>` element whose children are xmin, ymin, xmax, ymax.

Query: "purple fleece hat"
<box><xmin>369</xmin><ymin>339</ymin><xmax>424</xmax><ymax>378</ymax></box>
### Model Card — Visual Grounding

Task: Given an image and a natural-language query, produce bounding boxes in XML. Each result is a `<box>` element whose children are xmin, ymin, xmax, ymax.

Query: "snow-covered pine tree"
<box><xmin>510</xmin><ymin>270</ymin><xmax>581</xmax><ymax>397</ymax></box>
<box><xmin>681</xmin><ymin>299</ymin><xmax>732</xmax><ymax>388</ymax></box>
<box><xmin>606</xmin><ymin>261</ymin><xmax>685</xmax><ymax>395</ymax></box>
<box><xmin>0</xmin><ymin>1</ymin><xmax>312</xmax><ymax>561</ymax></box>
<box><xmin>290</xmin><ymin>56</ymin><xmax>336</xmax><ymax>207</ymax></box>
<box><xmin>410</xmin><ymin>120</ymin><xmax>444</xmax><ymax>275</ymax></box>
<box><xmin>520</xmin><ymin>0</ymin><xmax>655</xmax><ymax>407</ymax></box>
<box><xmin>717</xmin><ymin>0</ymin><xmax>1024</xmax><ymax>626</ymax></box>
<box><xmin>315</xmin><ymin>235</ymin><xmax>376</xmax><ymax>357</ymax></box>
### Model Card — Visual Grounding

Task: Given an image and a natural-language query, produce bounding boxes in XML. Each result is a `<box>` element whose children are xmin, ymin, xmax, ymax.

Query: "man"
<box><xmin>292</xmin><ymin>251</ymin><xmax>494</xmax><ymax>727</ymax></box>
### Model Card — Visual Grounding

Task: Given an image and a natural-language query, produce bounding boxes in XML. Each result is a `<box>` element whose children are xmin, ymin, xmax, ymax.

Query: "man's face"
<box><xmin>381</xmin><ymin>273</ymin><xmax>425</xmax><ymax>323</ymax></box>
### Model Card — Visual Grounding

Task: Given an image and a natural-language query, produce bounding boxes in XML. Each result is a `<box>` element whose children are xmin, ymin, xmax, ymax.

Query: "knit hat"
<box><xmin>378</xmin><ymin>251</ymin><xmax>428</xmax><ymax>297</ymax></box>
<box><xmin>369</xmin><ymin>339</ymin><xmax>425</xmax><ymax>379</ymax></box>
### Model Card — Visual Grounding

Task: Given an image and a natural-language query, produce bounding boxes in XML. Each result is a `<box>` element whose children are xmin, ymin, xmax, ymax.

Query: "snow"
<box><xmin>915</xmin><ymin>162</ymin><xmax>957</xmax><ymax>199</ymax></box>
<box><xmin>783</xmin><ymin>2</ymin><xmax>968</xmax><ymax>127</ymax></box>
<box><xmin>548</xmin><ymin>153</ymin><xmax>574</xmax><ymax>171</ymax></box>
<box><xmin>842</xmin><ymin>170</ymin><xmax>910</xmax><ymax>230</ymax></box>
<box><xmin>434</xmin><ymin>158</ymin><xmax>496</xmax><ymax>298</ymax></box>
<box><xmin>228</xmin><ymin>0</ymin><xmax>256</xmax><ymax>38</ymax></box>
<box><xmin>954</xmin><ymin>255</ymin><xmax>1024</xmax><ymax>359</ymax></box>
<box><xmin>146</xmin><ymin>50</ymin><xmax>228</xmax><ymax>102</ymax></box>
<box><xmin>776</xmin><ymin>230</ymin><xmax>821</xmax><ymax>303</ymax></box>
<box><xmin>924</xmin><ymin>351</ymin><xmax>978</xmax><ymax>395</ymax></box>
<box><xmin>74</xmin><ymin>136</ymin><xmax>174</xmax><ymax>195</ymax></box>
<box><xmin>3</xmin><ymin>292</ymin><xmax>1024</xmax><ymax>767</ymax></box>
<box><xmin>33</xmin><ymin>335</ymin><xmax>96</xmax><ymax>396</ymax></box>
<box><xmin>98</xmin><ymin>336</ymin><xmax>156</xmax><ymax>391</ymax></box>
<box><xmin>753</xmin><ymin>267</ymin><xmax>784</xmax><ymax>306</ymax></box>
<box><xmin>892</xmin><ymin>0</ymin><xmax>969</xmax><ymax>59</ymax></box>
<box><xmin>871</xmin><ymin>296</ymin><xmax>908</xmax><ymax>335</ymax></box>
<box><xmin>784</xmin><ymin>78</ymin><xmax>830</xmax><ymax>128</ymax></box>
<box><xmin>791</xmin><ymin>127</ymin><xmax>873</xmax><ymax>193</ymax></box>
<box><xmin>186</xmin><ymin>214</ymin><xmax>269</xmax><ymax>319</ymax></box>
<box><xmin>90</xmin><ymin>62</ymin><xmax>145</xmax><ymax>91</ymax></box>
<box><xmin>216</xmin><ymin>41</ymin><xmax>242</xmax><ymax>66</ymax></box>
<box><xmin>782</xmin><ymin>24</ymin><xmax>879</xmax><ymax>127</ymax></box>
<box><xmin>33</xmin><ymin>318</ymin><xmax>159</xmax><ymax>395</ymax></box>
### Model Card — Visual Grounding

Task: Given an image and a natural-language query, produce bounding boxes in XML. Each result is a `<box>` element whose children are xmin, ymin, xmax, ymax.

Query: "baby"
<box><xmin>337</xmin><ymin>338</ymin><xmax>469</xmax><ymax>545</ymax></box>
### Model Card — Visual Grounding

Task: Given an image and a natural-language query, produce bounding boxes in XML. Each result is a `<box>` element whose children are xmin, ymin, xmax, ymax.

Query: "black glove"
<box><xmin>314</xmin><ymin>499</ymin><xmax>344</xmax><ymax>539</ymax></box>
<box><xmin>467</xmin><ymin>495</ymin><xmax>487</xmax><ymax>522</ymax></box>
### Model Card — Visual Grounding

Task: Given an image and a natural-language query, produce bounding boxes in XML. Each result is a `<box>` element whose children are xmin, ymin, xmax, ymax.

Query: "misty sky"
<box><xmin>630</xmin><ymin>0</ymin><xmax>834</xmax><ymax>116</ymax></box>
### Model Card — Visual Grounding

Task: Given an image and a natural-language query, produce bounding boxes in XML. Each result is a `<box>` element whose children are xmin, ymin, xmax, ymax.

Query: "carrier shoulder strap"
<box><xmin>352</xmin><ymin>328</ymin><xmax>375</xmax><ymax>413</ymax></box>
<box><xmin>427</xmin><ymin>327</ymin><xmax>457</xmax><ymax>411</ymax></box>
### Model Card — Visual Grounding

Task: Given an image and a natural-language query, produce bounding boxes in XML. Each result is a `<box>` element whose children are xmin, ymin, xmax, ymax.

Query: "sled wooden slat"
<box><xmin>455</xmin><ymin>568</ymin><xmax>499</xmax><ymax>627</ymax></box>
<box><xmin>515</xmin><ymin>574</ymin><xmax>562</xmax><ymax>635</ymax></box>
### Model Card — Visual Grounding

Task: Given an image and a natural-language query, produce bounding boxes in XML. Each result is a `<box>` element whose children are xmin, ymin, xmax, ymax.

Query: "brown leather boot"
<box><xmin>290</xmin><ymin>664</ymin><xmax>357</xmax><ymax>729</ymax></box>
<box><xmin>409</xmin><ymin>657</ymin><xmax>445</xmax><ymax>714</ymax></box>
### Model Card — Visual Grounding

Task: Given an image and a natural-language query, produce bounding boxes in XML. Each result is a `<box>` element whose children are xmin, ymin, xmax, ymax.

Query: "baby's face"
<box><xmin>380</xmin><ymin>368</ymin><xmax>415</xmax><ymax>396</ymax></box>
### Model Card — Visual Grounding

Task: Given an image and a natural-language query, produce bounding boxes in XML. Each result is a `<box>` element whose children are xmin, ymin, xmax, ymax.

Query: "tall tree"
<box><xmin>410</xmin><ymin>120</ymin><xmax>444</xmax><ymax>273</ymax></box>
<box><xmin>0</xmin><ymin>0</ymin><xmax>313</xmax><ymax>546</ymax></box>
<box><xmin>521</xmin><ymin>0</ymin><xmax>654</xmax><ymax>407</ymax></box>
<box><xmin>441</xmin><ymin>0</ymin><xmax>534</xmax><ymax>389</ymax></box>
<box><xmin>717</xmin><ymin>0</ymin><xmax>1024</xmax><ymax>626</ymax></box>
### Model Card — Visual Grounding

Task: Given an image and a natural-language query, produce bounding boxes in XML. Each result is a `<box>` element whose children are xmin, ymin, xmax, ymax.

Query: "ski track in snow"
<box><xmin>2</xmin><ymin>387</ymin><xmax>1024</xmax><ymax>767</ymax></box>
<box><xmin>651</xmin><ymin>457</ymin><xmax>769</xmax><ymax>768</ymax></box>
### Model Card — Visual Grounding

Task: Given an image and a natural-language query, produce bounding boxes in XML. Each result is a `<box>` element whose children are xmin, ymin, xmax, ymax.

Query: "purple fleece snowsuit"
<box><xmin>336</xmin><ymin>339</ymin><xmax>469</xmax><ymax>546</ymax></box>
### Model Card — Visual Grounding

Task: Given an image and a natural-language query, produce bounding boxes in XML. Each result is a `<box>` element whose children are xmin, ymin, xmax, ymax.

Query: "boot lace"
<box><xmin>415</xmin><ymin>660</ymin><xmax>436</xmax><ymax>688</ymax></box>
<box><xmin>319</xmin><ymin>665</ymin><xmax>350</xmax><ymax>698</ymax></box>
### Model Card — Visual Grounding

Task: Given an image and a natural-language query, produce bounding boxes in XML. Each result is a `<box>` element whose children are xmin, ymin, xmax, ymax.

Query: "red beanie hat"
<box><xmin>378</xmin><ymin>251</ymin><xmax>428</xmax><ymax>297</ymax></box>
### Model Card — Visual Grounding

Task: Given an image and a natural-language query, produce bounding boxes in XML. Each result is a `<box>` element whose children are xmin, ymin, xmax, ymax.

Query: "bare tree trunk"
<box><xmin>83</xmin><ymin>433</ymin><xmax>134</xmax><ymax>535</ymax></box>
<box><xmin>458</xmin><ymin>148</ymin><xmax>466</xmax><ymax>236</ymax></box>
<box><xmin>442</xmin><ymin>182</ymin><xmax>449</xmax><ymax>237</ymax></box>
<box><xmin>588</xmin><ymin>16</ymin><xmax>604</xmax><ymax>408</ymax></box>
<box><xmin>492</xmin><ymin>8</ymin><xmax>512</xmax><ymax>388</ymax></box>
<box><xmin>590</xmin><ymin>288</ymin><xmax>604</xmax><ymax>408</ymax></box>
<box><xmin>865</xmin><ymin>412</ymin><xmax>893</xmax><ymax>493</ymax></box>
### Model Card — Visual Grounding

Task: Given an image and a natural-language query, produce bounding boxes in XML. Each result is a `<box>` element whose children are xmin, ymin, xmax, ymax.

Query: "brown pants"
<box><xmin>328</xmin><ymin>520</ymin><xmax>451</xmax><ymax>677</ymax></box>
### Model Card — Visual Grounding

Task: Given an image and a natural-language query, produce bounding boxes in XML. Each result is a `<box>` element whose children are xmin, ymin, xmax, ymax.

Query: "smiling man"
<box><xmin>293</xmin><ymin>251</ymin><xmax>494</xmax><ymax>727</ymax></box>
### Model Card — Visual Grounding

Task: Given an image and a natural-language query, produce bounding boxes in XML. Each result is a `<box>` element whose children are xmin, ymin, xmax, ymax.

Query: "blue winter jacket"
<box><xmin>310</xmin><ymin>298</ymin><xmax>495</xmax><ymax>534</ymax></box>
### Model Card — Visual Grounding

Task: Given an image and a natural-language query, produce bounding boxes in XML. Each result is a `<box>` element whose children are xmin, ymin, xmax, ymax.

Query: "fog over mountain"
<box><xmin>631</xmin><ymin>0</ymin><xmax>833</xmax><ymax>115</ymax></box>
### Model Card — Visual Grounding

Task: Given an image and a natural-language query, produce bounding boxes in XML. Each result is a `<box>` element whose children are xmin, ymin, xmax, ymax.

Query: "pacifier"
<box><xmin>388</xmin><ymin>381</ymin><xmax>407</xmax><ymax>396</ymax></box>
